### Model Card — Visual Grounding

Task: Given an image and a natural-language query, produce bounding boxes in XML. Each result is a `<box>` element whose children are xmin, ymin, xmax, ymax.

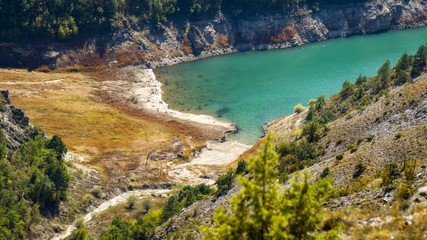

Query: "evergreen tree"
<box><xmin>204</xmin><ymin>136</ymin><xmax>335</xmax><ymax>240</ymax></box>
<box><xmin>374</xmin><ymin>60</ymin><xmax>391</xmax><ymax>93</ymax></box>
<box><xmin>411</xmin><ymin>45</ymin><xmax>427</xmax><ymax>78</ymax></box>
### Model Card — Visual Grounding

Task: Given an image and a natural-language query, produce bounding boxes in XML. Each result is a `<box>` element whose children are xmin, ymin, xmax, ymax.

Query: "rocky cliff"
<box><xmin>0</xmin><ymin>90</ymin><xmax>36</xmax><ymax>149</ymax></box>
<box><xmin>1</xmin><ymin>0</ymin><xmax>426</xmax><ymax>69</ymax></box>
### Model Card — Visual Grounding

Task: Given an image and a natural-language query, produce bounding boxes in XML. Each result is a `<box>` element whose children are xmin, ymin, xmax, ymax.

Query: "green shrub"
<box><xmin>320</xmin><ymin>167</ymin><xmax>330</xmax><ymax>178</ymax></box>
<box><xmin>335</xmin><ymin>137</ymin><xmax>344</xmax><ymax>145</ymax></box>
<box><xmin>216</xmin><ymin>170</ymin><xmax>235</xmax><ymax>196</ymax></box>
<box><xmin>302</xmin><ymin>121</ymin><xmax>322</xmax><ymax>143</ymax></box>
<box><xmin>347</xmin><ymin>144</ymin><xmax>358</xmax><ymax>153</ymax></box>
<box><xmin>91</xmin><ymin>185</ymin><xmax>102</xmax><ymax>198</ymax></box>
<box><xmin>161</xmin><ymin>184</ymin><xmax>213</xmax><ymax>223</ymax></box>
<box><xmin>395</xmin><ymin>132</ymin><xmax>402</xmax><ymax>140</ymax></box>
<box><xmin>340</xmin><ymin>80</ymin><xmax>354</xmax><ymax>100</ymax></box>
<box><xmin>381</xmin><ymin>163</ymin><xmax>401</xmax><ymax>190</ymax></box>
<box><xmin>293</xmin><ymin>103</ymin><xmax>306</xmax><ymax>114</ymax></box>
<box><xmin>396</xmin><ymin>182</ymin><xmax>415</xmax><ymax>200</ymax></box>
<box><xmin>127</xmin><ymin>194</ymin><xmax>137</xmax><ymax>209</ymax></box>
<box><xmin>235</xmin><ymin>160</ymin><xmax>247</xmax><ymax>175</ymax></box>
<box><xmin>353</xmin><ymin>162</ymin><xmax>365</xmax><ymax>179</ymax></box>
<box><xmin>335</xmin><ymin>153</ymin><xmax>344</xmax><ymax>160</ymax></box>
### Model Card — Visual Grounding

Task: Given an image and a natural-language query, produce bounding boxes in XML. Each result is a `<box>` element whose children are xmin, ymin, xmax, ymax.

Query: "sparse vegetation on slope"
<box><xmin>150</xmin><ymin>43</ymin><xmax>427</xmax><ymax>239</ymax></box>
<box><xmin>0</xmin><ymin>96</ymin><xmax>70</xmax><ymax>239</ymax></box>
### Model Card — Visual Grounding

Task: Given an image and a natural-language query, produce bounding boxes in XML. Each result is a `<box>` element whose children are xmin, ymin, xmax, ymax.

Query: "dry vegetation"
<box><xmin>0</xmin><ymin>68</ymin><xmax>216</xmax><ymax>188</ymax></box>
<box><xmin>85</xmin><ymin>196</ymin><xmax>167</xmax><ymax>238</ymax></box>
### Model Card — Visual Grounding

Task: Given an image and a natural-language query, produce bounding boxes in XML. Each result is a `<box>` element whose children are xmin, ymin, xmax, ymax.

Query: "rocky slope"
<box><xmin>0</xmin><ymin>90</ymin><xmax>35</xmax><ymax>149</ymax></box>
<box><xmin>1</xmin><ymin>0</ymin><xmax>427</xmax><ymax>69</ymax></box>
<box><xmin>152</xmin><ymin>74</ymin><xmax>427</xmax><ymax>239</ymax></box>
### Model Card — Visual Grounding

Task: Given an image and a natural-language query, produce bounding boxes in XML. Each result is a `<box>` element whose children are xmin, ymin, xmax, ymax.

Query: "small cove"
<box><xmin>155</xmin><ymin>27</ymin><xmax>427</xmax><ymax>144</ymax></box>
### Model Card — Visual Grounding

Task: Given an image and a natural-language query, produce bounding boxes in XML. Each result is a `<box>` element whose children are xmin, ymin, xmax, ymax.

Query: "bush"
<box><xmin>216</xmin><ymin>170</ymin><xmax>235</xmax><ymax>196</ymax></box>
<box><xmin>81</xmin><ymin>194</ymin><xmax>95</xmax><ymax>211</ymax></box>
<box><xmin>161</xmin><ymin>184</ymin><xmax>213</xmax><ymax>223</ymax></box>
<box><xmin>320</xmin><ymin>167</ymin><xmax>330</xmax><ymax>178</ymax></box>
<box><xmin>74</xmin><ymin>217</ymin><xmax>85</xmax><ymax>228</ymax></box>
<box><xmin>293</xmin><ymin>103</ymin><xmax>306</xmax><ymax>114</ymax></box>
<box><xmin>235</xmin><ymin>160</ymin><xmax>247</xmax><ymax>175</ymax></box>
<box><xmin>335</xmin><ymin>153</ymin><xmax>344</xmax><ymax>160</ymax></box>
<box><xmin>396</xmin><ymin>182</ymin><xmax>415</xmax><ymax>200</ymax></box>
<box><xmin>353</xmin><ymin>162</ymin><xmax>365</xmax><ymax>179</ymax></box>
<box><xmin>127</xmin><ymin>194</ymin><xmax>137</xmax><ymax>209</ymax></box>
<box><xmin>142</xmin><ymin>197</ymin><xmax>152</xmax><ymax>213</ymax></box>
<box><xmin>381</xmin><ymin>163</ymin><xmax>401</xmax><ymax>190</ymax></box>
<box><xmin>302</xmin><ymin>121</ymin><xmax>322</xmax><ymax>143</ymax></box>
<box><xmin>91</xmin><ymin>185</ymin><xmax>102</xmax><ymax>198</ymax></box>
<box><xmin>335</xmin><ymin>137</ymin><xmax>344</xmax><ymax>145</ymax></box>
<box><xmin>340</xmin><ymin>80</ymin><xmax>354</xmax><ymax>100</ymax></box>
<box><xmin>347</xmin><ymin>144</ymin><xmax>358</xmax><ymax>153</ymax></box>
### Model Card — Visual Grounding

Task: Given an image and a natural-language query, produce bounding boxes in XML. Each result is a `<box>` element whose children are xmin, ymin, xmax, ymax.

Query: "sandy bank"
<box><xmin>168</xmin><ymin>140</ymin><xmax>251</xmax><ymax>185</ymax></box>
<box><xmin>101</xmin><ymin>67</ymin><xmax>236</xmax><ymax>132</ymax></box>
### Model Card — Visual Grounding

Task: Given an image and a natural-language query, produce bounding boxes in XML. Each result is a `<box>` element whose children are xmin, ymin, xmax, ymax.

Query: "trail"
<box><xmin>0</xmin><ymin>79</ymin><xmax>65</xmax><ymax>85</ymax></box>
<box><xmin>51</xmin><ymin>140</ymin><xmax>250</xmax><ymax>239</ymax></box>
<box><xmin>50</xmin><ymin>189</ymin><xmax>171</xmax><ymax>240</ymax></box>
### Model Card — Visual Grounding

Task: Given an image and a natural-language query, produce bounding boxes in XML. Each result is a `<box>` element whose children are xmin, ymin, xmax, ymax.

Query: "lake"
<box><xmin>155</xmin><ymin>27</ymin><xmax>427</xmax><ymax>144</ymax></box>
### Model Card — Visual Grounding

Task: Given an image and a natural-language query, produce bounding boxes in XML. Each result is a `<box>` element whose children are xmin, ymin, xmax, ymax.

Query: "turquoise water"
<box><xmin>155</xmin><ymin>27</ymin><xmax>427</xmax><ymax>144</ymax></box>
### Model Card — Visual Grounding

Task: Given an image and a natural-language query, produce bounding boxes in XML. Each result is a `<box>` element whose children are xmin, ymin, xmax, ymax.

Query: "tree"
<box><xmin>204</xmin><ymin>136</ymin><xmax>335</xmax><ymax>240</ymax></box>
<box><xmin>215</xmin><ymin>169</ymin><xmax>235</xmax><ymax>196</ymax></box>
<box><xmin>411</xmin><ymin>45</ymin><xmax>427</xmax><ymax>78</ymax></box>
<box><xmin>340</xmin><ymin>80</ymin><xmax>354</xmax><ymax>100</ymax></box>
<box><xmin>46</xmin><ymin>135</ymin><xmax>67</xmax><ymax>157</ymax></box>
<box><xmin>302</xmin><ymin>121</ymin><xmax>322</xmax><ymax>143</ymax></box>
<box><xmin>374</xmin><ymin>60</ymin><xmax>391</xmax><ymax>93</ymax></box>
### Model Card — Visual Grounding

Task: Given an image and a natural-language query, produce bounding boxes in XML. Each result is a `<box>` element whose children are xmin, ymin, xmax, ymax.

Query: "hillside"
<box><xmin>0</xmin><ymin>91</ymin><xmax>72</xmax><ymax>239</ymax></box>
<box><xmin>0</xmin><ymin>1</ymin><xmax>426</xmax><ymax>239</ymax></box>
<box><xmin>151</xmin><ymin>47</ymin><xmax>427</xmax><ymax>239</ymax></box>
<box><xmin>1</xmin><ymin>0</ymin><xmax>426</xmax><ymax>69</ymax></box>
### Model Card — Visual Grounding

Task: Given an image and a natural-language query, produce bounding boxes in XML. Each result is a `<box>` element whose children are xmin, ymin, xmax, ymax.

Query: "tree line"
<box><xmin>0</xmin><ymin>130</ymin><xmax>70</xmax><ymax>239</ymax></box>
<box><xmin>0</xmin><ymin>0</ymin><xmax>367</xmax><ymax>40</ymax></box>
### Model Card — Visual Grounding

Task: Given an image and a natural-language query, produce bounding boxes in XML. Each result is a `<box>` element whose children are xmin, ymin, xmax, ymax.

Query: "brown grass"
<box><xmin>181</xmin><ymin>35</ymin><xmax>194</xmax><ymax>55</ymax></box>
<box><xmin>215</xmin><ymin>33</ymin><xmax>229</xmax><ymax>48</ymax></box>
<box><xmin>271</xmin><ymin>26</ymin><xmax>297</xmax><ymax>43</ymax></box>
<box><xmin>0</xmin><ymin>68</ymin><xmax>212</xmax><ymax>186</ymax></box>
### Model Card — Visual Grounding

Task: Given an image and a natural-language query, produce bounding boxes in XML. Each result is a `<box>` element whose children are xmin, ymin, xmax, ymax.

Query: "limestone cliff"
<box><xmin>0</xmin><ymin>90</ymin><xmax>36</xmax><ymax>149</ymax></box>
<box><xmin>1</xmin><ymin>0</ymin><xmax>426</xmax><ymax>69</ymax></box>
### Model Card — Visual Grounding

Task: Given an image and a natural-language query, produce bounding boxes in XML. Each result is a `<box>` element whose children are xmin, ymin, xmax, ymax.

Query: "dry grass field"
<box><xmin>0</xmin><ymin>68</ymin><xmax>216</xmax><ymax>187</ymax></box>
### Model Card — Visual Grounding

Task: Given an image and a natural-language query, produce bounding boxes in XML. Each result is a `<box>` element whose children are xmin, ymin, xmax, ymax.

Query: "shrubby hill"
<box><xmin>148</xmin><ymin>44</ymin><xmax>427</xmax><ymax>239</ymax></box>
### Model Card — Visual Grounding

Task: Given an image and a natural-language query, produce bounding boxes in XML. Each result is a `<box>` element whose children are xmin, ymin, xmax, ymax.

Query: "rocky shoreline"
<box><xmin>2</xmin><ymin>0</ymin><xmax>427</xmax><ymax>70</ymax></box>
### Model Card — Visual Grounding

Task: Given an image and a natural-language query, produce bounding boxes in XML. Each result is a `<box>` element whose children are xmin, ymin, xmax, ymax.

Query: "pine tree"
<box><xmin>204</xmin><ymin>136</ymin><xmax>336</xmax><ymax>240</ymax></box>
<box><xmin>411</xmin><ymin>45</ymin><xmax>427</xmax><ymax>78</ymax></box>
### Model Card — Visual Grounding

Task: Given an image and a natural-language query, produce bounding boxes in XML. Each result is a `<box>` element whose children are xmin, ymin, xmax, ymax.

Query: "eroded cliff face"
<box><xmin>1</xmin><ymin>0</ymin><xmax>426</xmax><ymax>69</ymax></box>
<box><xmin>0</xmin><ymin>90</ymin><xmax>36</xmax><ymax>150</ymax></box>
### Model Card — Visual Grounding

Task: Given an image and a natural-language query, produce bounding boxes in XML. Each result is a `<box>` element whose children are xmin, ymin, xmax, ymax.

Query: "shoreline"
<box><xmin>102</xmin><ymin>67</ymin><xmax>238</xmax><ymax>136</ymax></box>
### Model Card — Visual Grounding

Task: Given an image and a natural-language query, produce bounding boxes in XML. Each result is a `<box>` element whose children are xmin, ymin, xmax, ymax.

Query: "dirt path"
<box><xmin>50</xmin><ymin>67</ymin><xmax>252</xmax><ymax>239</ymax></box>
<box><xmin>50</xmin><ymin>189</ymin><xmax>171</xmax><ymax>240</ymax></box>
<box><xmin>51</xmin><ymin>139</ymin><xmax>250</xmax><ymax>239</ymax></box>
<box><xmin>0</xmin><ymin>79</ymin><xmax>65</xmax><ymax>85</ymax></box>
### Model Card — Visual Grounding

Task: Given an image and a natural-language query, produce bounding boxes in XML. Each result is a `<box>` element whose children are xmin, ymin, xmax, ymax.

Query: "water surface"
<box><xmin>155</xmin><ymin>27</ymin><xmax>427</xmax><ymax>144</ymax></box>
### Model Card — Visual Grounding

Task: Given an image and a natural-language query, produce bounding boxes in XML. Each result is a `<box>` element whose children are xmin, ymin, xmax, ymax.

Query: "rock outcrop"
<box><xmin>1</xmin><ymin>0</ymin><xmax>426</xmax><ymax>69</ymax></box>
<box><xmin>0</xmin><ymin>90</ymin><xmax>34</xmax><ymax>149</ymax></box>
